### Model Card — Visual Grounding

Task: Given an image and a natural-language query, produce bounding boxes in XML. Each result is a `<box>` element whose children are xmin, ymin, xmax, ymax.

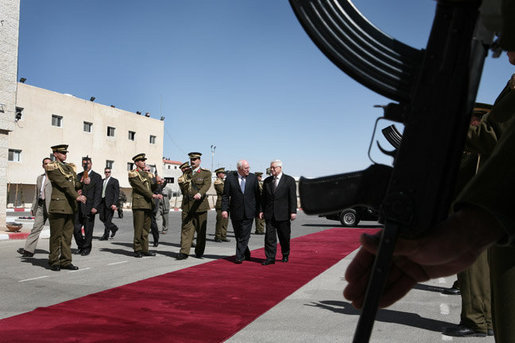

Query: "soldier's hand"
<box><xmin>193</xmin><ymin>193</ymin><xmax>201</xmax><ymax>200</ymax></box>
<box><xmin>76</xmin><ymin>195</ymin><xmax>87</xmax><ymax>204</ymax></box>
<box><xmin>343</xmin><ymin>206</ymin><xmax>503</xmax><ymax>309</ymax></box>
<box><xmin>222</xmin><ymin>211</ymin><xmax>228</xmax><ymax>219</ymax></box>
<box><xmin>91</xmin><ymin>208</ymin><xmax>97</xmax><ymax>214</ymax></box>
<box><xmin>83</xmin><ymin>177</ymin><xmax>91</xmax><ymax>185</ymax></box>
<box><xmin>258</xmin><ymin>212</ymin><xmax>263</xmax><ymax>220</ymax></box>
<box><xmin>111</xmin><ymin>205</ymin><xmax>117</xmax><ymax>211</ymax></box>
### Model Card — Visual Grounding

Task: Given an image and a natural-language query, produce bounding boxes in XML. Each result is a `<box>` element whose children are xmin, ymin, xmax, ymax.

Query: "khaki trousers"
<box><xmin>133</xmin><ymin>209</ymin><xmax>151</xmax><ymax>252</ymax></box>
<box><xmin>48</xmin><ymin>213</ymin><xmax>74</xmax><ymax>267</ymax></box>
<box><xmin>180</xmin><ymin>211</ymin><xmax>207</xmax><ymax>256</ymax></box>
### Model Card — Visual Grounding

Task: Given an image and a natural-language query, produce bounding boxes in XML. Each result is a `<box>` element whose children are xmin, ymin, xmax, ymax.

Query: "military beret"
<box><xmin>132</xmin><ymin>153</ymin><xmax>147</xmax><ymax>162</ymax></box>
<box><xmin>214</xmin><ymin>167</ymin><xmax>225</xmax><ymax>174</ymax></box>
<box><xmin>255</xmin><ymin>172</ymin><xmax>263</xmax><ymax>176</ymax></box>
<box><xmin>51</xmin><ymin>144</ymin><xmax>69</xmax><ymax>153</ymax></box>
<box><xmin>179</xmin><ymin>161</ymin><xmax>190</xmax><ymax>169</ymax></box>
<box><xmin>188</xmin><ymin>152</ymin><xmax>202</xmax><ymax>159</ymax></box>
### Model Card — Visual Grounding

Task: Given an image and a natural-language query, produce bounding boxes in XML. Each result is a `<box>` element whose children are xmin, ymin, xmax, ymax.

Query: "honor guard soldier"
<box><xmin>45</xmin><ymin>144</ymin><xmax>86</xmax><ymax>271</ymax></box>
<box><xmin>176</xmin><ymin>152</ymin><xmax>212</xmax><ymax>260</ymax></box>
<box><xmin>128</xmin><ymin>153</ymin><xmax>162</xmax><ymax>258</ymax></box>
<box><xmin>254</xmin><ymin>172</ymin><xmax>265</xmax><ymax>235</ymax></box>
<box><xmin>214</xmin><ymin>167</ymin><xmax>230</xmax><ymax>242</ymax></box>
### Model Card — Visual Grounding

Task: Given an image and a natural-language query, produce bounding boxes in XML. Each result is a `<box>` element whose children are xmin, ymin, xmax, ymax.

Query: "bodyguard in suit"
<box><xmin>17</xmin><ymin>157</ymin><xmax>52</xmax><ymax>257</ymax></box>
<box><xmin>45</xmin><ymin>144</ymin><xmax>86</xmax><ymax>271</ymax></box>
<box><xmin>99</xmin><ymin>167</ymin><xmax>120</xmax><ymax>240</ymax></box>
<box><xmin>73</xmin><ymin>156</ymin><xmax>102</xmax><ymax>256</ymax></box>
<box><xmin>129</xmin><ymin>153</ymin><xmax>162</xmax><ymax>258</ymax></box>
<box><xmin>260</xmin><ymin>160</ymin><xmax>297</xmax><ymax>265</ymax></box>
<box><xmin>222</xmin><ymin>160</ymin><xmax>261</xmax><ymax>264</ymax></box>
<box><xmin>176</xmin><ymin>152</ymin><xmax>211</xmax><ymax>260</ymax></box>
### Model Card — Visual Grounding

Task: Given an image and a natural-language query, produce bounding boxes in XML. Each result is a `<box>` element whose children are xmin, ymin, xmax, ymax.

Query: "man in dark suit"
<box><xmin>74</xmin><ymin>156</ymin><xmax>102</xmax><ymax>256</ymax></box>
<box><xmin>99</xmin><ymin>167</ymin><xmax>120</xmax><ymax>240</ymax></box>
<box><xmin>222</xmin><ymin>160</ymin><xmax>261</xmax><ymax>264</ymax></box>
<box><xmin>260</xmin><ymin>159</ymin><xmax>297</xmax><ymax>265</ymax></box>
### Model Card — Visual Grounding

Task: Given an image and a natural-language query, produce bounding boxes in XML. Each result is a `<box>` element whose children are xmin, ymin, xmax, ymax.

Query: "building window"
<box><xmin>8</xmin><ymin>149</ymin><xmax>21</xmax><ymax>162</ymax></box>
<box><xmin>52</xmin><ymin>115</ymin><xmax>63</xmax><ymax>127</ymax></box>
<box><xmin>83</xmin><ymin>121</ymin><xmax>93</xmax><ymax>132</ymax></box>
<box><xmin>128</xmin><ymin>131</ymin><xmax>136</xmax><ymax>141</ymax></box>
<box><xmin>107</xmin><ymin>126</ymin><xmax>115</xmax><ymax>137</ymax></box>
<box><xmin>165</xmin><ymin>177</ymin><xmax>174</xmax><ymax>184</ymax></box>
<box><xmin>127</xmin><ymin>162</ymin><xmax>134</xmax><ymax>171</ymax></box>
<box><xmin>106</xmin><ymin>160</ymin><xmax>114</xmax><ymax>169</ymax></box>
<box><xmin>149</xmin><ymin>135</ymin><xmax>156</xmax><ymax>144</ymax></box>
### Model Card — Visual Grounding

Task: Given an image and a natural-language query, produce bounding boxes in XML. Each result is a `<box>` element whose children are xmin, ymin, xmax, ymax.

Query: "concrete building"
<box><xmin>8</xmin><ymin>83</ymin><xmax>164</xmax><ymax>207</ymax></box>
<box><xmin>0</xmin><ymin>0</ymin><xmax>21</xmax><ymax>226</ymax></box>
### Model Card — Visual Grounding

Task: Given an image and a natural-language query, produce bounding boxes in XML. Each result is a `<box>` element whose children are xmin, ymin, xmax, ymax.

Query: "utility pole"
<box><xmin>210</xmin><ymin>145</ymin><xmax>216</xmax><ymax>171</ymax></box>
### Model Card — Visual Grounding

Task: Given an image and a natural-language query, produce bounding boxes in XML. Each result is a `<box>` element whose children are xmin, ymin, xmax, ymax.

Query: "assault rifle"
<box><xmin>290</xmin><ymin>0</ymin><xmax>494</xmax><ymax>341</ymax></box>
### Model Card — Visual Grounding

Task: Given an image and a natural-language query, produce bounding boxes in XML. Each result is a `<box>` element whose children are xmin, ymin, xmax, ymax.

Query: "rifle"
<box><xmin>290</xmin><ymin>0</ymin><xmax>494</xmax><ymax>341</ymax></box>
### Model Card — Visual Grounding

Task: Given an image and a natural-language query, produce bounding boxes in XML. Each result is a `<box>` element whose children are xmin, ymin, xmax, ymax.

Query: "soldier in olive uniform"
<box><xmin>45</xmin><ymin>144</ymin><xmax>86</xmax><ymax>271</ymax></box>
<box><xmin>128</xmin><ymin>153</ymin><xmax>162</xmax><ymax>258</ymax></box>
<box><xmin>214</xmin><ymin>167</ymin><xmax>230</xmax><ymax>242</ymax></box>
<box><xmin>254</xmin><ymin>172</ymin><xmax>265</xmax><ymax>235</ymax></box>
<box><xmin>176</xmin><ymin>152</ymin><xmax>212</xmax><ymax>260</ymax></box>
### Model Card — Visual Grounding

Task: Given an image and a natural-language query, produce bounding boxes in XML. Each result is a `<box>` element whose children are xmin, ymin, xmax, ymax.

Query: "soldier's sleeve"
<box><xmin>46</xmin><ymin>162</ymin><xmax>80</xmax><ymax>199</ymax></box>
<box><xmin>465</xmin><ymin>112</ymin><xmax>500</xmax><ymax>157</ymax></box>
<box><xmin>214</xmin><ymin>179</ymin><xmax>224</xmax><ymax>195</ymax></box>
<box><xmin>128</xmin><ymin>170</ymin><xmax>154</xmax><ymax>200</ymax></box>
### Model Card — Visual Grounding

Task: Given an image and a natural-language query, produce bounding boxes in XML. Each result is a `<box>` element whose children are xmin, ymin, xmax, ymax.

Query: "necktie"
<box><xmin>273</xmin><ymin>177</ymin><xmax>278</xmax><ymax>191</ymax></box>
<box><xmin>102</xmin><ymin>178</ymin><xmax>108</xmax><ymax>198</ymax></box>
<box><xmin>240</xmin><ymin>177</ymin><xmax>246</xmax><ymax>193</ymax></box>
<box><xmin>40</xmin><ymin>175</ymin><xmax>46</xmax><ymax>200</ymax></box>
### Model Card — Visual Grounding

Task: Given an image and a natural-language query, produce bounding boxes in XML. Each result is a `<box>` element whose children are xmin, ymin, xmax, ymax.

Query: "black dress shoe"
<box><xmin>215</xmin><ymin>238</ymin><xmax>222</xmax><ymax>242</ymax></box>
<box><xmin>487</xmin><ymin>329</ymin><xmax>494</xmax><ymax>336</ymax></box>
<box><xmin>281</xmin><ymin>256</ymin><xmax>289</xmax><ymax>263</ymax></box>
<box><xmin>195</xmin><ymin>253</ymin><xmax>203</xmax><ymax>258</ymax></box>
<box><xmin>134</xmin><ymin>252</ymin><xmax>143</xmax><ymax>258</ymax></box>
<box><xmin>443</xmin><ymin>324</ymin><xmax>487</xmax><ymax>337</ymax></box>
<box><xmin>176</xmin><ymin>253</ymin><xmax>188</xmax><ymax>260</ymax></box>
<box><xmin>80</xmin><ymin>250</ymin><xmax>90</xmax><ymax>256</ymax></box>
<box><xmin>61</xmin><ymin>264</ymin><xmax>79</xmax><ymax>271</ymax></box>
<box><xmin>441</xmin><ymin>287</ymin><xmax>460</xmax><ymax>295</ymax></box>
<box><xmin>234</xmin><ymin>259</ymin><xmax>243</xmax><ymax>264</ymax></box>
<box><xmin>142</xmin><ymin>251</ymin><xmax>156</xmax><ymax>257</ymax></box>
<box><xmin>17</xmin><ymin>248</ymin><xmax>34</xmax><ymax>257</ymax></box>
<box><xmin>244</xmin><ymin>254</ymin><xmax>251</xmax><ymax>261</ymax></box>
<box><xmin>72</xmin><ymin>249</ymin><xmax>83</xmax><ymax>255</ymax></box>
<box><xmin>262</xmin><ymin>259</ymin><xmax>275</xmax><ymax>265</ymax></box>
<box><xmin>99</xmin><ymin>236</ymin><xmax>109</xmax><ymax>241</ymax></box>
<box><xmin>153</xmin><ymin>242</ymin><xmax>159</xmax><ymax>247</ymax></box>
<box><xmin>110</xmin><ymin>228</ymin><xmax>118</xmax><ymax>238</ymax></box>
<box><xmin>50</xmin><ymin>265</ymin><xmax>61</xmax><ymax>271</ymax></box>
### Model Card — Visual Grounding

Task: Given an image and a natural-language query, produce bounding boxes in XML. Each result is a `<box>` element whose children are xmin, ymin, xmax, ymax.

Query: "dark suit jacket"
<box><xmin>77</xmin><ymin>170</ymin><xmax>102</xmax><ymax>213</ymax></box>
<box><xmin>102</xmin><ymin>176</ymin><xmax>120</xmax><ymax>208</ymax></box>
<box><xmin>221</xmin><ymin>171</ymin><xmax>260</xmax><ymax>221</ymax></box>
<box><xmin>262</xmin><ymin>173</ymin><xmax>297</xmax><ymax>221</ymax></box>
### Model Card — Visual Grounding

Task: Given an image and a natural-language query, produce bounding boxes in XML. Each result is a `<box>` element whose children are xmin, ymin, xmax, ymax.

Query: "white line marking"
<box><xmin>440</xmin><ymin>303</ymin><xmax>450</xmax><ymax>315</ymax></box>
<box><xmin>19</xmin><ymin>275</ymin><xmax>49</xmax><ymax>282</ymax></box>
<box><xmin>438</xmin><ymin>277</ymin><xmax>446</xmax><ymax>284</ymax></box>
<box><xmin>107</xmin><ymin>261</ymin><xmax>128</xmax><ymax>266</ymax></box>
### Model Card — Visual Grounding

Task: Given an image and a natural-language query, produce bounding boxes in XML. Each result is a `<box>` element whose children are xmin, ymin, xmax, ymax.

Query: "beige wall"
<box><xmin>0</xmin><ymin>0</ymin><xmax>20</xmax><ymax>222</ymax></box>
<box><xmin>9</xmin><ymin>84</ymin><xmax>164</xmax><ymax>196</ymax></box>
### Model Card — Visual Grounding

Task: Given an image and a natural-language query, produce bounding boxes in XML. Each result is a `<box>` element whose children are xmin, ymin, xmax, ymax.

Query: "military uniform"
<box><xmin>128</xmin><ymin>153</ymin><xmax>158</xmax><ymax>256</ymax></box>
<box><xmin>45</xmin><ymin>144</ymin><xmax>82</xmax><ymax>270</ymax></box>
<box><xmin>456</xmin><ymin>74</ymin><xmax>515</xmax><ymax>341</ymax></box>
<box><xmin>214</xmin><ymin>168</ymin><xmax>229</xmax><ymax>241</ymax></box>
<box><xmin>178</xmin><ymin>153</ymin><xmax>212</xmax><ymax>258</ymax></box>
<box><xmin>254</xmin><ymin>172</ymin><xmax>265</xmax><ymax>234</ymax></box>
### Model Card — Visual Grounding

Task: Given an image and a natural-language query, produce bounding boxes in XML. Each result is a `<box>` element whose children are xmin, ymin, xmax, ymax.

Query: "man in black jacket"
<box><xmin>74</xmin><ymin>157</ymin><xmax>102</xmax><ymax>256</ymax></box>
<box><xmin>260</xmin><ymin>160</ymin><xmax>297</xmax><ymax>265</ymax></box>
<box><xmin>99</xmin><ymin>167</ymin><xmax>120</xmax><ymax>240</ymax></box>
<box><xmin>222</xmin><ymin>160</ymin><xmax>261</xmax><ymax>264</ymax></box>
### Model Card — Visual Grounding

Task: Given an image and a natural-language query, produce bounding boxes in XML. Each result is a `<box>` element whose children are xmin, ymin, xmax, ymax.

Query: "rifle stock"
<box><xmin>291</xmin><ymin>0</ymin><xmax>491</xmax><ymax>341</ymax></box>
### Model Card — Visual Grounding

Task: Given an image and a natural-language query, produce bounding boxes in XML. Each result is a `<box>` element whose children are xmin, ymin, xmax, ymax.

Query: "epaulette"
<box><xmin>214</xmin><ymin>178</ymin><xmax>223</xmax><ymax>185</ymax></box>
<box><xmin>45</xmin><ymin>161</ymin><xmax>59</xmax><ymax>171</ymax></box>
<box><xmin>128</xmin><ymin>170</ymin><xmax>139</xmax><ymax>178</ymax></box>
<box><xmin>68</xmin><ymin>163</ymin><xmax>77</xmax><ymax>173</ymax></box>
<box><xmin>148</xmin><ymin>172</ymin><xmax>155</xmax><ymax>178</ymax></box>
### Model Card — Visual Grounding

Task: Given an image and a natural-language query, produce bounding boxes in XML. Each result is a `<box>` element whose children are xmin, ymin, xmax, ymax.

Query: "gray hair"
<box><xmin>270</xmin><ymin>159</ymin><xmax>282</xmax><ymax>167</ymax></box>
<box><xmin>236</xmin><ymin>160</ymin><xmax>249</xmax><ymax>169</ymax></box>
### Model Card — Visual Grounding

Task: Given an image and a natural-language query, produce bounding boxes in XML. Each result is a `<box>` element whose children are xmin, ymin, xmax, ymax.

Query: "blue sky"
<box><xmin>18</xmin><ymin>0</ymin><xmax>514</xmax><ymax>177</ymax></box>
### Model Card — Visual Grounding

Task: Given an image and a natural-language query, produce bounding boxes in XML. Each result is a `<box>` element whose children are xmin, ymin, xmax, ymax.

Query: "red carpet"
<box><xmin>0</xmin><ymin>228</ymin><xmax>371</xmax><ymax>342</ymax></box>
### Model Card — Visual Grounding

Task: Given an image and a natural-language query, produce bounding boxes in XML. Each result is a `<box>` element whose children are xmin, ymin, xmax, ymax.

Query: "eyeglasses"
<box><xmin>105</xmin><ymin>171</ymin><xmax>111</xmax><ymax>174</ymax></box>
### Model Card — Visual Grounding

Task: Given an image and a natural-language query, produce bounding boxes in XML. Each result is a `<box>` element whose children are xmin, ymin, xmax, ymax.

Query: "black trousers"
<box><xmin>150</xmin><ymin>212</ymin><xmax>159</xmax><ymax>244</ymax></box>
<box><xmin>264</xmin><ymin>218</ymin><xmax>291</xmax><ymax>260</ymax></box>
<box><xmin>73</xmin><ymin>211</ymin><xmax>96</xmax><ymax>252</ymax></box>
<box><xmin>232</xmin><ymin>218</ymin><xmax>253</xmax><ymax>260</ymax></box>
<box><xmin>99</xmin><ymin>199</ymin><xmax>118</xmax><ymax>238</ymax></box>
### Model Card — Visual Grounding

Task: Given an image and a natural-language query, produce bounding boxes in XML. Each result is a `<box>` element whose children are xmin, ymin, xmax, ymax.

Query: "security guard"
<box><xmin>128</xmin><ymin>153</ymin><xmax>162</xmax><ymax>258</ymax></box>
<box><xmin>176</xmin><ymin>152</ymin><xmax>212</xmax><ymax>259</ymax></box>
<box><xmin>45</xmin><ymin>144</ymin><xmax>86</xmax><ymax>271</ymax></box>
<box><xmin>214</xmin><ymin>167</ymin><xmax>230</xmax><ymax>242</ymax></box>
<box><xmin>254</xmin><ymin>172</ymin><xmax>265</xmax><ymax>235</ymax></box>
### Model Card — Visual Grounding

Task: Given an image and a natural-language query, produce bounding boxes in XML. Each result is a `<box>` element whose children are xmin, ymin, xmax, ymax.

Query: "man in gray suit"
<box><xmin>17</xmin><ymin>157</ymin><xmax>52</xmax><ymax>257</ymax></box>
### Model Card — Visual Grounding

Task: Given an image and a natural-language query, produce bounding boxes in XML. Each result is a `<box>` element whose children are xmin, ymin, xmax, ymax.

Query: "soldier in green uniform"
<box><xmin>45</xmin><ymin>144</ymin><xmax>86</xmax><ymax>271</ymax></box>
<box><xmin>176</xmin><ymin>152</ymin><xmax>212</xmax><ymax>260</ymax></box>
<box><xmin>214</xmin><ymin>167</ymin><xmax>230</xmax><ymax>242</ymax></box>
<box><xmin>128</xmin><ymin>153</ymin><xmax>162</xmax><ymax>258</ymax></box>
<box><xmin>254</xmin><ymin>172</ymin><xmax>265</xmax><ymax>235</ymax></box>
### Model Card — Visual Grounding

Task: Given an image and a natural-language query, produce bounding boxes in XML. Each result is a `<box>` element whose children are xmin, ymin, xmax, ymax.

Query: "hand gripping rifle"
<box><xmin>289</xmin><ymin>0</ymin><xmax>494</xmax><ymax>341</ymax></box>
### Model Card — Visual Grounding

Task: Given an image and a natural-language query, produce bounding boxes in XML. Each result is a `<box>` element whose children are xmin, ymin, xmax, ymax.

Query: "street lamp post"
<box><xmin>210</xmin><ymin>145</ymin><xmax>216</xmax><ymax>172</ymax></box>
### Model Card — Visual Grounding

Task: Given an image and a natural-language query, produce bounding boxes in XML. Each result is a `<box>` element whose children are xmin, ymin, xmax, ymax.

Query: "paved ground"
<box><xmin>0</xmin><ymin>210</ymin><xmax>493</xmax><ymax>342</ymax></box>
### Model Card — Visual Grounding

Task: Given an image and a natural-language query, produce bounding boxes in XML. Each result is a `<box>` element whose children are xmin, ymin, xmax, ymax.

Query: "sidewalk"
<box><xmin>0</xmin><ymin>216</ymin><xmax>49</xmax><ymax>241</ymax></box>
